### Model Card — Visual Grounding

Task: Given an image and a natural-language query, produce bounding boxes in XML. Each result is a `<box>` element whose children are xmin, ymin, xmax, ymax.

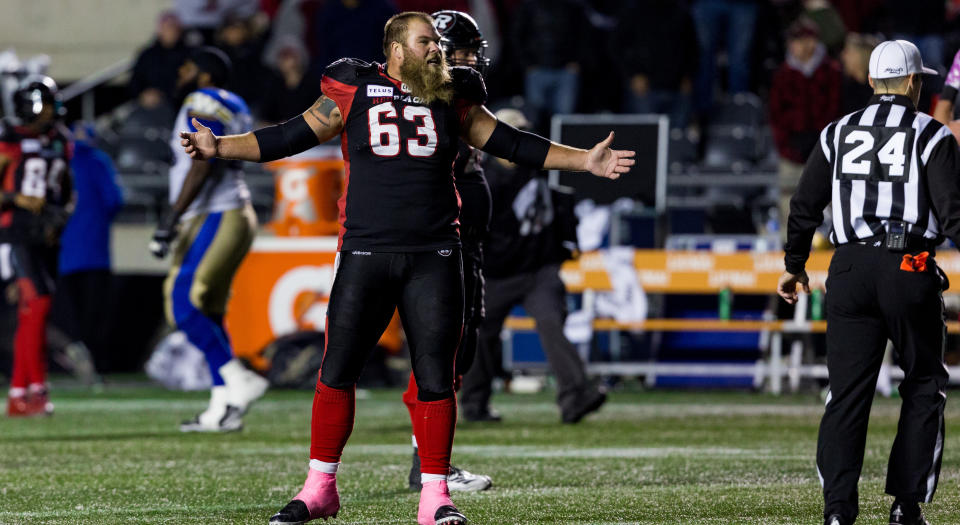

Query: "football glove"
<box><xmin>149</xmin><ymin>221</ymin><xmax>177</xmax><ymax>259</ymax></box>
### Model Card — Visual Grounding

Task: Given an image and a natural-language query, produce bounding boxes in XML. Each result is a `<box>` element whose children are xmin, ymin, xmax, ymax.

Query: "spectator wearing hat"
<box><xmin>128</xmin><ymin>10</ymin><xmax>189</xmax><ymax>110</ymax></box>
<box><xmin>257</xmin><ymin>36</ymin><xmax>322</xmax><ymax>124</ymax></box>
<box><xmin>840</xmin><ymin>33</ymin><xmax>879</xmax><ymax>115</ymax></box>
<box><xmin>217</xmin><ymin>13</ymin><xmax>270</xmax><ymax>113</ymax></box>
<box><xmin>769</xmin><ymin>17</ymin><xmax>841</xmax><ymax>235</ymax></box>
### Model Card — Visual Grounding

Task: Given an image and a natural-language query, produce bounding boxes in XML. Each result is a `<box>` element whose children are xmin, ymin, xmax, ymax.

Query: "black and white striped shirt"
<box><xmin>785</xmin><ymin>94</ymin><xmax>960</xmax><ymax>274</ymax></box>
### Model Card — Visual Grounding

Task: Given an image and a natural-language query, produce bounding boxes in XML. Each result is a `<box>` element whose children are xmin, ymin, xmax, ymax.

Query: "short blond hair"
<box><xmin>383</xmin><ymin>11</ymin><xmax>434</xmax><ymax>58</ymax></box>
<box><xmin>874</xmin><ymin>75</ymin><xmax>912</xmax><ymax>92</ymax></box>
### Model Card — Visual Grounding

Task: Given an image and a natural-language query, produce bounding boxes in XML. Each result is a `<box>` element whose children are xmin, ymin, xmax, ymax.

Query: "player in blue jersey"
<box><xmin>151</xmin><ymin>47</ymin><xmax>268</xmax><ymax>432</ymax></box>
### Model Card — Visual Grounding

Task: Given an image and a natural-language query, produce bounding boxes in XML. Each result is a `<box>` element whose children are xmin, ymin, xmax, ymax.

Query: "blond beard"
<box><xmin>400</xmin><ymin>46</ymin><xmax>453</xmax><ymax>105</ymax></box>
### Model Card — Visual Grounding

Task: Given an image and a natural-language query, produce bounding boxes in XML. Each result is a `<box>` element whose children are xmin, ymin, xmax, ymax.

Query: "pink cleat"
<box><xmin>418</xmin><ymin>480</ymin><xmax>468</xmax><ymax>525</ymax></box>
<box><xmin>269</xmin><ymin>470</ymin><xmax>340</xmax><ymax>524</ymax></box>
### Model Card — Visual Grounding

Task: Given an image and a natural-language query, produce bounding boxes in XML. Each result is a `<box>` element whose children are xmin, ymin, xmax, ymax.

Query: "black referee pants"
<box><xmin>818</xmin><ymin>244</ymin><xmax>948</xmax><ymax>522</ymax></box>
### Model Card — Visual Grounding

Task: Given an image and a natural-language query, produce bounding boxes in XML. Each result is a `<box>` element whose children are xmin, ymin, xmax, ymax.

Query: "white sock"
<box><xmin>8</xmin><ymin>387</ymin><xmax>26</xmax><ymax>397</ymax></box>
<box><xmin>421</xmin><ymin>473</ymin><xmax>447</xmax><ymax>484</ymax></box>
<box><xmin>411</xmin><ymin>435</ymin><xmax>418</xmax><ymax>448</ymax></box>
<box><xmin>309</xmin><ymin>459</ymin><xmax>339</xmax><ymax>474</ymax></box>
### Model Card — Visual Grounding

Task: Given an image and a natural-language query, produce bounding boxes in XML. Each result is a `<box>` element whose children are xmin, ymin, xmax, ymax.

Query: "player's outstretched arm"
<box><xmin>179</xmin><ymin>96</ymin><xmax>344</xmax><ymax>163</ymax></box>
<box><xmin>462</xmin><ymin>105</ymin><xmax>636</xmax><ymax>179</ymax></box>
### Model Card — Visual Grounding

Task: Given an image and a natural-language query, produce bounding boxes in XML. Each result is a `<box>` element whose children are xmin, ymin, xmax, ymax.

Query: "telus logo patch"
<box><xmin>367</xmin><ymin>85</ymin><xmax>394</xmax><ymax>97</ymax></box>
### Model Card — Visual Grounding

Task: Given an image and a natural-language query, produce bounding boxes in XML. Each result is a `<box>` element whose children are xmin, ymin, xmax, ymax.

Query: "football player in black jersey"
<box><xmin>179</xmin><ymin>11</ymin><xmax>634</xmax><ymax>525</ymax></box>
<box><xmin>0</xmin><ymin>76</ymin><xmax>72</xmax><ymax>417</ymax></box>
<box><xmin>398</xmin><ymin>9</ymin><xmax>493</xmax><ymax>494</ymax></box>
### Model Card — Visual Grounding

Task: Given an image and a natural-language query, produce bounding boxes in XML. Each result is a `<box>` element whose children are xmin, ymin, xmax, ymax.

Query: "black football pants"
<box><xmin>319</xmin><ymin>249</ymin><xmax>463</xmax><ymax>400</ymax></box>
<box><xmin>456</xmin><ymin>239</ymin><xmax>484</xmax><ymax>377</ymax></box>
<box><xmin>10</xmin><ymin>244</ymin><xmax>57</xmax><ymax>297</ymax></box>
<box><xmin>818</xmin><ymin>244</ymin><xmax>947</xmax><ymax>522</ymax></box>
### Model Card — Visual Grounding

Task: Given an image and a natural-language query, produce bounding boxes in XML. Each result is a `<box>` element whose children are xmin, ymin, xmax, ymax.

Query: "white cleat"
<box><xmin>220</xmin><ymin>358</ymin><xmax>269</xmax><ymax>414</ymax></box>
<box><xmin>180</xmin><ymin>404</ymin><xmax>244</xmax><ymax>432</ymax></box>
<box><xmin>446</xmin><ymin>465</ymin><xmax>492</xmax><ymax>492</ymax></box>
<box><xmin>180</xmin><ymin>385</ymin><xmax>243</xmax><ymax>432</ymax></box>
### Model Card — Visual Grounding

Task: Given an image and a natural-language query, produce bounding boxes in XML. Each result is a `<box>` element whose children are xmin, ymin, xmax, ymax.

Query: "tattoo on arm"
<box><xmin>308</xmin><ymin>96</ymin><xmax>339</xmax><ymax>128</ymax></box>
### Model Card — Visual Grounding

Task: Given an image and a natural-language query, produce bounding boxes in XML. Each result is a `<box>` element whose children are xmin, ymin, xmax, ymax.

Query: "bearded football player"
<box><xmin>179</xmin><ymin>11</ymin><xmax>635</xmax><ymax>525</ymax></box>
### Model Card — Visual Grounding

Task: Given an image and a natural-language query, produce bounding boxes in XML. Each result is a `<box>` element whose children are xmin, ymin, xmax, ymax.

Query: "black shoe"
<box><xmin>463</xmin><ymin>406</ymin><xmax>501</xmax><ymax>422</ymax></box>
<box><xmin>409</xmin><ymin>448</ymin><xmax>422</xmax><ymax>490</ymax></box>
<box><xmin>890</xmin><ymin>500</ymin><xmax>930</xmax><ymax>525</ymax></box>
<box><xmin>561</xmin><ymin>388</ymin><xmax>607</xmax><ymax>424</ymax></box>
<box><xmin>434</xmin><ymin>505</ymin><xmax>468</xmax><ymax>525</ymax></box>
<box><xmin>269</xmin><ymin>499</ymin><xmax>313</xmax><ymax>524</ymax></box>
<box><xmin>825</xmin><ymin>514</ymin><xmax>847</xmax><ymax>525</ymax></box>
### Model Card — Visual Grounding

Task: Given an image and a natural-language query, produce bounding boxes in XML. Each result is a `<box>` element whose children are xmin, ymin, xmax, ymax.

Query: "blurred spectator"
<box><xmin>304</xmin><ymin>0</ymin><xmax>398</xmax><ymax>71</ymax></box>
<box><xmin>691</xmin><ymin>0</ymin><xmax>759</xmax><ymax>115</ymax></box>
<box><xmin>613</xmin><ymin>0</ymin><xmax>698</xmax><ymax>129</ymax></box>
<box><xmin>394</xmin><ymin>1</ymin><xmax>502</xmax><ymax>61</ymax></box>
<box><xmin>830</xmin><ymin>0</ymin><xmax>882</xmax><ymax>33</ymax></box>
<box><xmin>800</xmin><ymin>0</ymin><xmax>847</xmax><ymax>55</ymax></box>
<box><xmin>840</xmin><ymin>33</ymin><xmax>878</xmax><ymax>115</ymax></box>
<box><xmin>769</xmin><ymin>18</ymin><xmax>840</xmax><ymax>234</ymax></box>
<box><xmin>511</xmin><ymin>0</ymin><xmax>588</xmax><ymax>132</ymax></box>
<box><xmin>175</xmin><ymin>0</ymin><xmax>261</xmax><ymax>45</ymax></box>
<box><xmin>258</xmin><ymin>36</ymin><xmax>321</xmax><ymax>124</ymax></box>
<box><xmin>262</xmin><ymin>0</ymin><xmax>310</xmax><ymax>73</ymax></box>
<box><xmin>217</xmin><ymin>13</ymin><xmax>269</xmax><ymax>112</ymax></box>
<box><xmin>128</xmin><ymin>11</ymin><xmax>189</xmax><ymax>111</ymax></box>
<box><xmin>57</xmin><ymin>124</ymin><xmax>123</xmax><ymax>371</ymax></box>
<box><xmin>878</xmin><ymin>0</ymin><xmax>946</xmax><ymax>69</ymax></box>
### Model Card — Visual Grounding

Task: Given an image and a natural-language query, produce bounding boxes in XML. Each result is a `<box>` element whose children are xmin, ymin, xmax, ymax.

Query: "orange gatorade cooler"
<box><xmin>266</xmin><ymin>147</ymin><xmax>343</xmax><ymax>236</ymax></box>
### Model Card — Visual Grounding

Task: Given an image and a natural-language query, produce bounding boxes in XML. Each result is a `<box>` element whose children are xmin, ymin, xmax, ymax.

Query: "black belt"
<box><xmin>852</xmin><ymin>234</ymin><xmax>938</xmax><ymax>252</ymax></box>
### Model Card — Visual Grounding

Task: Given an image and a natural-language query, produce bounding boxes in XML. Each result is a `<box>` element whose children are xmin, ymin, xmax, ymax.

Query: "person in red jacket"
<box><xmin>769</xmin><ymin>17</ymin><xmax>841</xmax><ymax>235</ymax></box>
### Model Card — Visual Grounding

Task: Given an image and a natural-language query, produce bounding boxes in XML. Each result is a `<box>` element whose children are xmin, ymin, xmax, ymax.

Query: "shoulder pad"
<box><xmin>450</xmin><ymin>66</ymin><xmax>487</xmax><ymax>106</ymax></box>
<box><xmin>323</xmin><ymin>58</ymin><xmax>378</xmax><ymax>85</ymax></box>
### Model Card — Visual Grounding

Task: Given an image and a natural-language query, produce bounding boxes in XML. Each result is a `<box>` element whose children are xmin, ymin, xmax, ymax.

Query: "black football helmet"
<box><xmin>432</xmin><ymin>10</ymin><xmax>490</xmax><ymax>75</ymax></box>
<box><xmin>13</xmin><ymin>75</ymin><xmax>63</xmax><ymax>127</ymax></box>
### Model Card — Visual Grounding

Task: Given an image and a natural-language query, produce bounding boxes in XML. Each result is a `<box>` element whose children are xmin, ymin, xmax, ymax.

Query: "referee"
<box><xmin>777</xmin><ymin>40</ymin><xmax>959</xmax><ymax>525</ymax></box>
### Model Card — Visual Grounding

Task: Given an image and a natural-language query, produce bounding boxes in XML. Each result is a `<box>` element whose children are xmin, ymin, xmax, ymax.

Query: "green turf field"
<box><xmin>1</xmin><ymin>383</ymin><xmax>958</xmax><ymax>524</ymax></box>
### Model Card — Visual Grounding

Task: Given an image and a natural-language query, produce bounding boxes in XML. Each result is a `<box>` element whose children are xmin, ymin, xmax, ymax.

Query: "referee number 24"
<box><xmin>841</xmin><ymin>128</ymin><xmax>908</xmax><ymax>178</ymax></box>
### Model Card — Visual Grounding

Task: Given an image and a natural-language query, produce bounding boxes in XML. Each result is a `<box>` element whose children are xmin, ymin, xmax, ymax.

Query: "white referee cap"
<box><xmin>869</xmin><ymin>40</ymin><xmax>938</xmax><ymax>79</ymax></box>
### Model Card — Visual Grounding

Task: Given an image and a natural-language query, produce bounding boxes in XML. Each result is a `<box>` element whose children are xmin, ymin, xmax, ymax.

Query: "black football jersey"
<box><xmin>321</xmin><ymin>59</ymin><xmax>487</xmax><ymax>251</ymax></box>
<box><xmin>453</xmin><ymin>140</ymin><xmax>491</xmax><ymax>241</ymax></box>
<box><xmin>0</xmin><ymin>121</ymin><xmax>72</xmax><ymax>244</ymax></box>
